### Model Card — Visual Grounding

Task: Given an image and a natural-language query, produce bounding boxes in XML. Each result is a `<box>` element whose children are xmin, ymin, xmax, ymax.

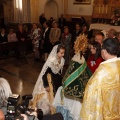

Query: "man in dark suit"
<box><xmin>39</xmin><ymin>13</ymin><xmax>47</xmax><ymax>27</ymax></box>
<box><xmin>72</xmin><ymin>23</ymin><xmax>81</xmax><ymax>46</ymax></box>
<box><xmin>0</xmin><ymin>28</ymin><xmax>7</xmax><ymax>43</ymax></box>
<box><xmin>42</xmin><ymin>21</ymin><xmax>51</xmax><ymax>61</ymax></box>
<box><xmin>58</xmin><ymin>14</ymin><xmax>66</xmax><ymax>33</ymax></box>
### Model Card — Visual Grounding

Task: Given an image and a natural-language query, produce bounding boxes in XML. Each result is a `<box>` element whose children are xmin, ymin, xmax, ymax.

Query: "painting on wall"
<box><xmin>73</xmin><ymin>0</ymin><xmax>91</xmax><ymax>4</ymax></box>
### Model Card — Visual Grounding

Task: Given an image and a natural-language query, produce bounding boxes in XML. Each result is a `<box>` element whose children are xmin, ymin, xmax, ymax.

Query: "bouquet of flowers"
<box><xmin>111</xmin><ymin>8</ymin><xmax>120</xmax><ymax>26</ymax></box>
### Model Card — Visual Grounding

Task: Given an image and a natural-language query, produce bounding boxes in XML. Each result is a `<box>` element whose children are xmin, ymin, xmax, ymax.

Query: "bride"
<box><xmin>53</xmin><ymin>35</ymin><xmax>92</xmax><ymax>120</ymax></box>
<box><xmin>30</xmin><ymin>44</ymin><xmax>65</xmax><ymax>115</ymax></box>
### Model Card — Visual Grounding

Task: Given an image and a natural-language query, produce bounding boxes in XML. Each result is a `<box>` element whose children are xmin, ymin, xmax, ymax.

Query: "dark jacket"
<box><xmin>58</xmin><ymin>17</ymin><xmax>66</xmax><ymax>29</ymax></box>
<box><xmin>0</xmin><ymin>34</ymin><xmax>7</xmax><ymax>43</ymax></box>
<box><xmin>43</xmin><ymin>27</ymin><xmax>51</xmax><ymax>53</ymax></box>
<box><xmin>16</xmin><ymin>30</ymin><xmax>27</xmax><ymax>43</ymax></box>
<box><xmin>72</xmin><ymin>30</ymin><xmax>81</xmax><ymax>44</ymax></box>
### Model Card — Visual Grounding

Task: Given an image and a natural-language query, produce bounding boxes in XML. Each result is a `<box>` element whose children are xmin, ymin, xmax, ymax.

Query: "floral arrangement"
<box><xmin>111</xmin><ymin>8</ymin><xmax>120</xmax><ymax>25</ymax></box>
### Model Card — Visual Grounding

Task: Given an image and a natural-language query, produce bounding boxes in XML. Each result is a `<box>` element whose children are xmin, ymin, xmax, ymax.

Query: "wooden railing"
<box><xmin>0</xmin><ymin>40</ymin><xmax>33</xmax><ymax>59</ymax></box>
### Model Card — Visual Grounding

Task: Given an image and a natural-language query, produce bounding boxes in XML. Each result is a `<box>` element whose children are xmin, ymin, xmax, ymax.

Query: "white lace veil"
<box><xmin>32</xmin><ymin>45</ymin><xmax>64</xmax><ymax>96</ymax></box>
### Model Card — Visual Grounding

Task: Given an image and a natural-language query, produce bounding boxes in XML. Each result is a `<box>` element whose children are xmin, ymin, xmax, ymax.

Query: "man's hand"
<box><xmin>45</xmin><ymin>87</ymin><xmax>50</xmax><ymax>92</ymax></box>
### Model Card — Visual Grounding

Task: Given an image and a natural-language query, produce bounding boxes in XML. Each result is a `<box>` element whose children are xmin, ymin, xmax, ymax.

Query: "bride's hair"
<box><xmin>57</xmin><ymin>44</ymin><xmax>65</xmax><ymax>53</ymax></box>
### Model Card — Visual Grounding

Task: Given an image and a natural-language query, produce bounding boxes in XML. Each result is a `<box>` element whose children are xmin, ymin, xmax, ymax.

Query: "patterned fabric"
<box><xmin>47</xmin><ymin>74</ymin><xmax>56</xmax><ymax>114</ymax></box>
<box><xmin>53</xmin><ymin>86</ymin><xmax>82</xmax><ymax>120</ymax></box>
<box><xmin>62</xmin><ymin>60</ymin><xmax>92</xmax><ymax>101</ymax></box>
<box><xmin>87</xmin><ymin>54</ymin><xmax>103</xmax><ymax>73</ymax></box>
<box><xmin>53</xmin><ymin>53</ymin><xmax>90</xmax><ymax>120</ymax></box>
<box><xmin>56</xmin><ymin>106</ymin><xmax>73</xmax><ymax>120</ymax></box>
<box><xmin>30</xmin><ymin>28</ymin><xmax>41</xmax><ymax>48</ymax></box>
<box><xmin>49</xmin><ymin>28</ymin><xmax>61</xmax><ymax>44</ymax></box>
<box><xmin>49</xmin><ymin>57</ymin><xmax>64</xmax><ymax>74</ymax></box>
<box><xmin>81</xmin><ymin>57</ymin><xmax>120</xmax><ymax>120</ymax></box>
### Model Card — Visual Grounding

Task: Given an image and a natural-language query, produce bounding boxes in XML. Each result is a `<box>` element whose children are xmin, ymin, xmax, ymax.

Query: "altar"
<box><xmin>89</xmin><ymin>23</ymin><xmax>120</xmax><ymax>32</ymax></box>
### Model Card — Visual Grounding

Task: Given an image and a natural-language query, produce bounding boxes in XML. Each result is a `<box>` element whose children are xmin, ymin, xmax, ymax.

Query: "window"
<box><xmin>16</xmin><ymin>0</ymin><xmax>22</xmax><ymax>10</ymax></box>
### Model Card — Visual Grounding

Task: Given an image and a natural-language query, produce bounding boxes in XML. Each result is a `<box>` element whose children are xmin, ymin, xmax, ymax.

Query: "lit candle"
<box><xmin>106</xmin><ymin>5</ymin><xmax>108</xmax><ymax>14</ymax></box>
<box><xmin>102</xmin><ymin>5</ymin><xmax>104</xmax><ymax>14</ymax></box>
<box><xmin>99</xmin><ymin>5</ymin><xmax>101</xmax><ymax>14</ymax></box>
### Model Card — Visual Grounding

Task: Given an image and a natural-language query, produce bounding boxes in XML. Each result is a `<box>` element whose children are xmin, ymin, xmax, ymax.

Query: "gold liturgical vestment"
<box><xmin>81</xmin><ymin>57</ymin><xmax>120</xmax><ymax>120</ymax></box>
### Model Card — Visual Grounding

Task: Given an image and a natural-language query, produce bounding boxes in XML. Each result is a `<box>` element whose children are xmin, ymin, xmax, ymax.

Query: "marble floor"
<box><xmin>0</xmin><ymin>54</ymin><xmax>43</xmax><ymax>100</ymax></box>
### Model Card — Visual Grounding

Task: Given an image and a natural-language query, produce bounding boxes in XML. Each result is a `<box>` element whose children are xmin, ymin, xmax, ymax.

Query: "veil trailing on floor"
<box><xmin>31</xmin><ymin>45</ymin><xmax>64</xmax><ymax>114</ymax></box>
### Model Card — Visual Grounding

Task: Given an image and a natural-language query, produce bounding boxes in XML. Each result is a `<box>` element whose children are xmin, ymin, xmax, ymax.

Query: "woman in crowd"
<box><xmin>49</xmin><ymin>21</ymin><xmax>61</xmax><ymax>51</ymax></box>
<box><xmin>16</xmin><ymin>24</ymin><xmax>27</xmax><ymax>58</ymax></box>
<box><xmin>95</xmin><ymin>32</ymin><xmax>104</xmax><ymax>45</ymax></box>
<box><xmin>81</xmin><ymin>38</ymin><xmax>120</xmax><ymax>119</ymax></box>
<box><xmin>30</xmin><ymin>23</ymin><xmax>42</xmax><ymax>61</ymax></box>
<box><xmin>80</xmin><ymin>24</ymin><xmax>88</xmax><ymax>36</ymax></box>
<box><xmin>61</xmin><ymin>26</ymin><xmax>72</xmax><ymax>65</ymax></box>
<box><xmin>48</xmin><ymin>17</ymin><xmax>54</xmax><ymax>28</ymax></box>
<box><xmin>53</xmin><ymin>35</ymin><xmax>92</xmax><ymax>120</ymax></box>
<box><xmin>107</xmin><ymin>28</ymin><xmax>117</xmax><ymax>38</ymax></box>
<box><xmin>87</xmin><ymin>42</ymin><xmax>103</xmax><ymax>73</ymax></box>
<box><xmin>30</xmin><ymin>45</ymin><xmax>65</xmax><ymax>115</ymax></box>
<box><xmin>8</xmin><ymin>29</ymin><xmax>18</xmax><ymax>42</ymax></box>
<box><xmin>0</xmin><ymin>28</ymin><xmax>7</xmax><ymax>43</ymax></box>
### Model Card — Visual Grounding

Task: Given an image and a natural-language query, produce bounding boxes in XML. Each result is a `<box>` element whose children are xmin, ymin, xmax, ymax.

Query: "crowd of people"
<box><xmin>0</xmin><ymin>13</ymin><xmax>120</xmax><ymax>120</ymax></box>
<box><xmin>0</xmin><ymin>13</ymin><xmax>88</xmax><ymax>61</ymax></box>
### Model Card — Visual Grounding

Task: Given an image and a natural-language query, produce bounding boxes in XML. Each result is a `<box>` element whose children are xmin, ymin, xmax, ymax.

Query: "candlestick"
<box><xmin>102</xmin><ymin>5</ymin><xmax>104</xmax><ymax>14</ymax></box>
<box><xmin>99</xmin><ymin>5</ymin><xmax>101</xmax><ymax>14</ymax></box>
<box><xmin>106</xmin><ymin>5</ymin><xmax>108</xmax><ymax>14</ymax></box>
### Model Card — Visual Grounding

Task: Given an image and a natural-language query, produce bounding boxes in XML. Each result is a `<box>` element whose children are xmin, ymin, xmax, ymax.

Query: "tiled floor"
<box><xmin>0</xmin><ymin>53</ymin><xmax>68</xmax><ymax>104</ymax></box>
<box><xmin>0</xmin><ymin>54</ymin><xmax>43</xmax><ymax>100</ymax></box>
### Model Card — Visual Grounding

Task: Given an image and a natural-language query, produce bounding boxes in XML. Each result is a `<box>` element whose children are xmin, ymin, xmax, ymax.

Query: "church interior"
<box><xmin>0</xmin><ymin>0</ymin><xmax>120</xmax><ymax>119</ymax></box>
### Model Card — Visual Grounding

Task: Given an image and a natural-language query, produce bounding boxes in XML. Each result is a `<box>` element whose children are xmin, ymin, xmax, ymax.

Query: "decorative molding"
<box><xmin>73</xmin><ymin>0</ymin><xmax>91</xmax><ymax>4</ymax></box>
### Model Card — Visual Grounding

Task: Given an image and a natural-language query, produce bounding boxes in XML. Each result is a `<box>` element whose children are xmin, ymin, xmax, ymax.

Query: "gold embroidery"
<box><xmin>47</xmin><ymin>73</ymin><xmax>56</xmax><ymax>114</ymax></box>
<box><xmin>81</xmin><ymin>60</ymin><xmax>120</xmax><ymax>120</ymax></box>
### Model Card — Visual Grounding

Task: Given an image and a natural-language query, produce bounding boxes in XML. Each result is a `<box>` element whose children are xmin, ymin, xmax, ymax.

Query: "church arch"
<box><xmin>44</xmin><ymin>0</ymin><xmax>59</xmax><ymax>20</ymax></box>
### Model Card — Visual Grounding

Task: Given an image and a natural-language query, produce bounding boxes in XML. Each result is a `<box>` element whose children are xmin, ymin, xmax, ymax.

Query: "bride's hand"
<box><xmin>45</xmin><ymin>87</ymin><xmax>50</xmax><ymax>92</ymax></box>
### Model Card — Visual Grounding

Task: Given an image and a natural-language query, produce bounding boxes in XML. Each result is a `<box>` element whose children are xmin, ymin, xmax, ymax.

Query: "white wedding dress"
<box><xmin>31</xmin><ymin>45</ymin><xmax>65</xmax><ymax>115</ymax></box>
